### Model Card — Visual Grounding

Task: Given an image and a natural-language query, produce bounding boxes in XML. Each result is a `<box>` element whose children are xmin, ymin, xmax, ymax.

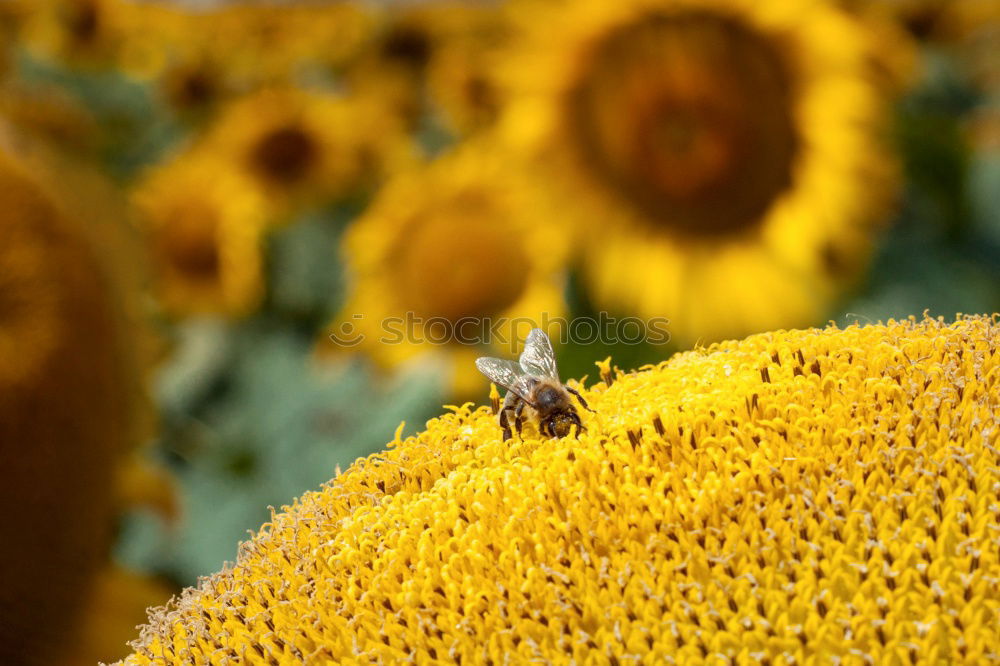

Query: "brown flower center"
<box><xmin>66</xmin><ymin>1</ymin><xmax>100</xmax><ymax>45</ymax></box>
<box><xmin>569</xmin><ymin>11</ymin><xmax>797</xmax><ymax>236</ymax></box>
<box><xmin>381</xmin><ymin>25</ymin><xmax>433</xmax><ymax>70</ymax></box>
<box><xmin>166</xmin><ymin>65</ymin><xmax>219</xmax><ymax>112</ymax></box>
<box><xmin>463</xmin><ymin>75</ymin><xmax>499</xmax><ymax>124</ymax></box>
<box><xmin>392</xmin><ymin>191</ymin><xmax>530</xmax><ymax>323</ymax></box>
<box><xmin>250</xmin><ymin>124</ymin><xmax>318</xmax><ymax>185</ymax></box>
<box><xmin>156</xmin><ymin>203</ymin><xmax>221</xmax><ymax>281</ymax></box>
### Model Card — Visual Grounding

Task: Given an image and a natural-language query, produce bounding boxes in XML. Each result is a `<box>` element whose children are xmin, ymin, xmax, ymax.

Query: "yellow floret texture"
<box><xmin>123</xmin><ymin>316</ymin><xmax>1000</xmax><ymax>664</ymax></box>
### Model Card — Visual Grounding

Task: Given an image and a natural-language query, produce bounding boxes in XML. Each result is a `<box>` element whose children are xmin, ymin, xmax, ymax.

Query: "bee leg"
<box><xmin>514</xmin><ymin>400</ymin><xmax>526</xmax><ymax>438</ymax></box>
<box><xmin>499</xmin><ymin>407</ymin><xmax>513</xmax><ymax>441</ymax></box>
<box><xmin>499</xmin><ymin>392</ymin><xmax>520</xmax><ymax>441</ymax></box>
<box><xmin>539</xmin><ymin>415</ymin><xmax>553</xmax><ymax>438</ymax></box>
<box><xmin>565</xmin><ymin>385</ymin><xmax>595</xmax><ymax>412</ymax></box>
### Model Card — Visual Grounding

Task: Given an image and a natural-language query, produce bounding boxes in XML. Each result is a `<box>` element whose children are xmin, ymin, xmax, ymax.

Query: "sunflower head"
<box><xmin>322</xmin><ymin>139</ymin><xmax>567</xmax><ymax>396</ymax></box>
<box><xmin>211</xmin><ymin>3</ymin><xmax>373</xmax><ymax>81</ymax></box>
<box><xmin>18</xmin><ymin>0</ymin><xmax>171</xmax><ymax>74</ymax></box>
<box><xmin>132</xmin><ymin>152</ymin><xmax>268</xmax><ymax>317</ymax></box>
<box><xmin>502</xmin><ymin>0</ymin><xmax>901</xmax><ymax>344</ymax></box>
<box><xmin>568</xmin><ymin>9</ymin><xmax>797</xmax><ymax>236</ymax></box>
<box><xmin>340</xmin><ymin>8</ymin><xmax>437</xmax><ymax>127</ymax></box>
<box><xmin>17</xmin><ymin>0</ymin><xmax>116</xmax><ymax>64</ymax></box>
<box><xmin>426</xmin><ymin>3</ymin><xmax>510</xmax><ymax>134</ymax></box>
<box><xmin>249</xmin><ymin>123</ymin><xmax>319</xmax><ymax>186</ymax></box>
<box><xmin>201</xmin><ymin>88</ymin><xmax>413</xmax><ymax>216</ymax></box>
<box><xmin>0</xmin><ymin>81</ymin><xmax>101</xmax><ymax>156</ymax></box>
<box><xmin>394</xmin><ymin>197</ymin><xmax>532</xmax><ymax>323</ymax></box>
<box><xmin>0</xmin><ymin>144</ymin><xmax>143</xmax><ymax>665</ymax></box>
<box><xmin>51</xmin><ymin>0</ymin><xmax>108</xmax><ymax>52</ymax></box>
<box><xmin>347</xmin><ymin>3</ymin><xmax>500</xmax><ymax>129</ymax></box>
<box><xmin>121</xmin><ymin>315</ymin><xmax>1000</xmax><ymax>664</ymax></box>
<box><xmin>155</xmin><ymin>51</ymin><xmax>232</xmax><ymax>120</ymax></box>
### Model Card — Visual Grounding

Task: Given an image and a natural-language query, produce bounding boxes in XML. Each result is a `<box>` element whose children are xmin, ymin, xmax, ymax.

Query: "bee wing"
<box><xmin>475</xmin><ymin>357</ymin><xmax>532</xmax><ymax>399</ymax></box>
<box><xmin>519</xmin><ymin>328</ymin><xmax>560</xmax><ymax>380</ymax></box>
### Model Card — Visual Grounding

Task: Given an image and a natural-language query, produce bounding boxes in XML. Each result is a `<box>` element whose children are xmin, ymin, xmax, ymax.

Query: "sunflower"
<box><xmin>132</xmin><ymin>153</ymin><xmax>268</xmax><ymax>318</ymax></box>
<box><xmin>192</xmin><ymin>3</ymin><xmax>373</xmax><ymax>84</ymax></box>
<box><xmin>934</xmin><ymin>1</ymin><xmax>1000</xmax><ymax>94</ymax></box>
<box><xmin>198</xmin><ymin>87</ymin><xmax>413</xmax><ymax>217</ymax></box>
<box><xmin>152</xmin><ymin>50</ymin><xmax>235</xmax><ymax>122</ymax></box>
<box><xmin>145</xmin><ymin>2</ymin><xmax>373</xmax><ymax>114</ymax></box>
<box><xmin>120</xmin><ymin>315</ymin><xmax>1000</xmax><ymax>664</ymax></box>
<box><xmin>839</xmin><ymin>0</ymin><xmax>995</xmax><ymax>49</ymax></box>
<box><xmin>15</xmin><ymin>0</ymin><xmax>173</xmax><ymax>74</ymax></box>
<box><xmin>0</xmin><ymin>81</ymin><xmax>102</xmax><ymax>155</ymax></box>
<box><xmin>321</xmin><ymin>139</ymin><xmax>567</xmax><ymax>397</ymax></box>
<box><xmin>426</xmin><ymin>3</ymin><xmax>511</xmax><ymax>135</ymax></box>
<box><xmin>0</xmin><ymin>140</ymin><xmax>160</xmax><ymax>666</ymax></box>
<box><xmin>831</xmin><ymin>1</ymin><xmax>920</xmax><ymax>91</ymax></box>
<box><xmin>0</xmin><ymin>3</ymin><xmax>19</xmax><ymax>79</ymax></box>
<box><xmin>346</xmin><ymin>3</ymin><xmax>496</xmax><ymax>130</ymax></box>
<box><xmin>65</xmin><ymin>566</ymin><xmax>174</xmax><ymax>666</ymax></box>
<box><xmin>501</xmin><ymin>0</ymin><xmax>901</xmax><ymax>345</ymax></box>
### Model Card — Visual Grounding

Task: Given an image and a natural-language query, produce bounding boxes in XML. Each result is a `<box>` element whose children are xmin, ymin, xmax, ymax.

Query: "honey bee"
<box><xmin>475</xmin><ymin>328</ymin><xmax>593</xmax><ymax>440</ymax></box>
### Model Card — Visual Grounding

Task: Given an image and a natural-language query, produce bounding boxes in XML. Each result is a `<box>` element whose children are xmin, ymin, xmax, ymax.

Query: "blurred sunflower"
<box><xmin>147</xmin><ymin>2</ymin><xmax>373</xmax><ymax>117</ymax></box>
<box><xmin>832</xmin><ymin>1</ymin><xmax>919</xmax><ymax>91</ymax></box>
<box><xmin>934</xmin><ymin>1</ymin><xmax>1000</xmax><ymax>94</ymax></box>
<box><xmin>199</xmin><ymin>87</ymin><xmax>413</xmax><ymax>217</ymax></box>
<box><xmin>132</xmin><ymin>154</ymin><xmax>268</xmax><ymax>318</ymax></box>
<box><xmin>153</xmin><ymin>50</ymin><xmax>234</xmax><ymax>122</ymax></box>
<box><xmin>346</xmin><ymin>3</ymin><xmax>494</xmax><ymax>130</ymax></box>
<box><xmin>0</xmin><ymin>133</ymin><xmax>173</xmax><ymax>666</ymax></box>
<box><xmin>426</xmin><ymin>4</ymin><xmax>510</xmax><ymax>135</ymax></box>
<box><xmin>0</xmin><ymin>81</ymin><xmax>102</xmax><ymax>155</ymax></box>
<box><xmin>198</xmin><ymin>3</ymin><xmax>373</xmax><ymax>84</ymax></box>
<box><xmin>16</xmin><ymin>0</ymin><xmax>173</xmax><ymax>75</ymax></box>
<box><xmin>0</xmin><ymin>3</ymin><xmax>20</xmax><ymax>79</ymax></box>
<box><xmin>501</xmin><ymin>0</ymin><xmax>901</xmax><ymax>345</ymax></box>
<box><xmin>839</xmin><ymin>0</ymin><xmax>993</xmax><ymax>48</ymax></box>
<box><xmin>66</xmin><ymin>566</ymin><xmax>174</xmax><ymax>666</ymax></box>
<box><xmin>321</xmin><ymin>139</ymin><xmax>567</xmax><ymax>397</ymax></box>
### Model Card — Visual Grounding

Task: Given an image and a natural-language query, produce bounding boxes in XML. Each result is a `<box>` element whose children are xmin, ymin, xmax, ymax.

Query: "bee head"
<box><xmin>536</xmin><ymin>384</ymin><xmax>562</xmax><ymax>410</ymax></box>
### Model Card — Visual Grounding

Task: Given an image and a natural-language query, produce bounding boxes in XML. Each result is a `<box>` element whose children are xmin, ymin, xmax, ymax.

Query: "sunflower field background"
<box><xmin>0</xmin><ymin>0</ymin><xmax>996</xmax><ymax>664</ymax></box>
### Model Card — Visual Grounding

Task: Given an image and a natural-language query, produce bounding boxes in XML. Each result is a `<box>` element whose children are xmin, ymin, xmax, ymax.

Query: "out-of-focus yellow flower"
<box><xmin>502</xmin><ymin>0</ymin><xmax>901</xmax><ymax>345</ymax></box>
<box><xmin>121</xmin><ymin>315</ymin><xmax>1000</xmax><ymax>663</ymax></box>
<box><xmin>0</xmin><ymin>3</ymin><xmax>20</xmax><ymax>79</ymax></box>
<box><xmin>935</xmin><ymin>1</ymin><xmax>1000</xmax><ymax>95</ymax></box>
<box><xmin>0</xmin><ymin>97</ymin><xmax>173</xmax><ymax>666</ymax></box>
<box><xmin>841</xmin><ymin>0</ymin><xmax>995</xmax><ymax>49</ymax></box>
<box><xmin>426</xmin><ymin>4</ymin><xmax>510</xmax><ymax>135</ymax></box>
<box><xmin>834</xmin><ymin>0</ymin><xmax>921</xmax><ymax>91</ymax></box>
<box><xmin>15</xmin><ymin>0</ymin><xmax>175</xmax><ymax>75</ymax></box>
<box><xmin>146</xmin><ymin>3</ymin><xmax>374</xmax><ymax>117</ymax></box>
<box><xmin>346</xmin><ymin>3</ymin><xmax>494</xmax><ymax>129</ymax></box>
<box><xmin>18</xmin><ymin>0</ymin><xmax>127</xmax><ymax>66</ymax></box>
<box><xmin>199</xmin><ymin>87</ymin><xmax>413</xmax><ymax>217</ymax></box>
<box><xmin>0</xmin><ymin>140</ymin><xmax>151</xmax><ymax>666</ymax></box>
<box><xmin>152</xmin><ymin>51</ymin><xmax>234</xmax><ymax>121</ymax></box>
<box><xmin>0</xmin><ymin>113</ymin><xmax>161</xmax><ymax>417</ymax></box>
<box><xmin>188</xmin><ymin>3</ymin><xmax>372</xmax><ymax>84</ymax></box>
<box><xmin>322</xmin><ymin>140</ymin><xmax>567</xmax><ymax>396</ymax></box>
<box><xmin>0</xmin><ymin>81</ymin><xmax>102</xmax><ymax>155</ymax></box>
<box><xmin>63</xmin><ymin>566</ymin><xmax>174</xmax><ymax>666</ymax></box>
<box><xmin>132</xmin><ymin>153</ymin><xmax>268</xmax><ymax>318</ymax></box>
